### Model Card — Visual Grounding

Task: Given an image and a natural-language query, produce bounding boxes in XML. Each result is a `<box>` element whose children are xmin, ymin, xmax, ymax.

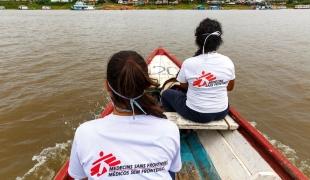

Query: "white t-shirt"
<box><xmin>69</xmin><ymin>114</ymin><xmax>181</xmax><ymax>180</ymax></box>
<box><xmin>177</xmin><ymin>52</ymin><xmax>235</xmax><ymax>113</ymax></box>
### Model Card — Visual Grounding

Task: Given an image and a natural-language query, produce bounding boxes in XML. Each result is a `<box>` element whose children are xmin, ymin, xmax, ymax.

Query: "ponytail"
<box><xmin>107</xmin><ymin>51</ymin><xmax>165</xmax><ymax>118</ymax></box>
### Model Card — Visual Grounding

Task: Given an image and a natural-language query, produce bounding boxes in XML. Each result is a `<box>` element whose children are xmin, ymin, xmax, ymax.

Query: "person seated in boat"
<box><xmin>161</xmin><ymin>18</ymin><xmax>235</xmax><ymax>123</ymax></box>
<box><xmin>68</xmin><ymin>51</ymin><xmax>181</xmax><ymax>180</ymax></box>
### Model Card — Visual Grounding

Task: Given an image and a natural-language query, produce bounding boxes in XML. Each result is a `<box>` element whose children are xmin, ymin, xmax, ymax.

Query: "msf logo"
<box><xmin>90</xmin><ymin>151</ymin><xmax>121</xmax><ymax>177</ymax></box>
<box><xmin>193</xmin><ymin>70</ymin><xmax>216</xmax><ymax>87</ymax></box>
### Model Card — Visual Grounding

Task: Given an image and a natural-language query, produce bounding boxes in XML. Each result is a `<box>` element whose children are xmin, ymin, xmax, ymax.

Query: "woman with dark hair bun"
<box><xmin>68</xmin><ymin>51</ymin><xmax>181</xmax><ymax>180</ymax></box>
<box><xmin>161</xmin><ymin>18</ymin><xmax>235</xmax><ymax>123</ymax></box>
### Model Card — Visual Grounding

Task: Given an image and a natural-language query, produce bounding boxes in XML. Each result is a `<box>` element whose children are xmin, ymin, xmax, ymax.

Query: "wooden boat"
<box><xmin>18</xmin><ymin>5</ymin><xmax>28</xmax><ymax>10</ymax></box>
<box><xmin>71</xmin><ymin>1</ymin><xmax>95</xmax><ymax>10</ymax></box>
<box><xmin>54</xmin><ymin>48</ymin><xmax>307</xmax><ymax>180</ymax></box>
<box><xmin>294</xmin><ymin>5</ymin><xmax>310</xmax><ymax>9</ymax></box>
<box><xmin>42</xmin><ymin>6</ymin><xmax>51</xmax><ymax>10</ymax></box>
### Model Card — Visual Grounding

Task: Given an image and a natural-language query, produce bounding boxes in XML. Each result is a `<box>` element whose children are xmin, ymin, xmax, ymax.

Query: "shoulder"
<box><xmin>182</xmin><ymin>56</ymin><xmax>201</xmax><ymax>67</ymax></box>
<box><xmin>74</xmin><ymin>116</ymin><xmax>109</xmax><ymax>137</ymax></box>
<box><xmin>145</xmin><ymin>115</ymin><xmax>180</xmax><ymax>135</ymax></box>
<box><xmin>184</xmin><ymin>55</ymin><xmax>202</xmax><ymax>63</ymax></box>
<box><xmin>160</xmin><ymin>118</ymin><xmax>180</xmax><ymax>139</ymax></box>
<box><xmin>216</xmin><ymin>53</ymin><xmax>233</xmax><ymax>62</ymax></box>
<box><xmin>147</xmin><ymin>115</ymin><xmax>178</xmax><ymax>128</ymax></box>
<box><xmin>149</xmin><ymin>116</ymin><xmax>180</xmax><ymax>146</ymax></box>
<box><xmin>215</xmin><ymin>53</ymin><xmax>234</xmax><ymax>67</ymax></box>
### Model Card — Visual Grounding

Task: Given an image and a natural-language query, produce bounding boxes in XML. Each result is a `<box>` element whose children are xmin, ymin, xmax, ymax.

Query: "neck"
<box><xmin>113</xmin><ymin>106</ymin><xmax>144</xmax><ymax>116</ymax></box>
<box><xmin>203</xmin><ymin>51</ymin><xmax>216</xmax><ymax>55</ymax></box>
<box><xmin>112</xmin><ymin>105</ymin><xmax>133</xmax><ymax>116</ymax></box>
<box><xmin>112</xmin><ymin>109</ymin><xmax>133</xmax><ymax>116</ymax></box>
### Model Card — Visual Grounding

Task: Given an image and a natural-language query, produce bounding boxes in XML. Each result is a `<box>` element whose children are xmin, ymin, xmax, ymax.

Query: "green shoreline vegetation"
<box><xmin>0</xmin><ymin>0</ymin><xmax>309</xmax><ymax>10</ymax></box>
<box><xmin>0</xmin><ymin>1</ymin><xmax>73</xmax><ymax>9</ymax></box>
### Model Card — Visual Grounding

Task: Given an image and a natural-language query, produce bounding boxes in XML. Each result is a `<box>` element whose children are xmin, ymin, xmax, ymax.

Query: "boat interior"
<box><xmin>148</xmin><ymin>54</ymin><xmax>280</xmax><ymax>180</ymax></box>
<box><xmin>169</xmin><ymin>113</ymin><xmax>279</xmax><ymax>180</ymax></box>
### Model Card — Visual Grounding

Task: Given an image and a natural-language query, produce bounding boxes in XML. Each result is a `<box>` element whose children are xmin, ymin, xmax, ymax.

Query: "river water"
<box><xmin>0</xmin><ymin>10</ymin><xmax>309</xmax><ymax>179</ymax></box>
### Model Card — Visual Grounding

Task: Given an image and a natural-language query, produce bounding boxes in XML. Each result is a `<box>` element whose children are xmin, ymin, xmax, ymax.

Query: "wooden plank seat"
<box><xmin>164</xmin><ymin>112</ymin><xmax>239</xmax><ymax>130</ymax></box>
<box><xmin>197</xmin><ymin>130</ymin><xmax>281</xmax><ymax>180</ymax></box>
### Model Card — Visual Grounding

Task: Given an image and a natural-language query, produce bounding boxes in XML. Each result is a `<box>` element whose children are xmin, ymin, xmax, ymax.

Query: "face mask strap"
<box><xmin>202</xmin><ymin>31</ymin><xmax>221</xmax><ymax>54</ymax></box>
<box><xmin>107</xmin><ymin>82</ymin><xmax>146</xmax><ymax>119</ymax></box>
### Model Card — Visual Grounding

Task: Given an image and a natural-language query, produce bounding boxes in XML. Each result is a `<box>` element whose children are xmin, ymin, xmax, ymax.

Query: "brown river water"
<box><xmin>0</xmin><ymin>10</ymin><xmax>309</xmax><ymax>179</ymax></box>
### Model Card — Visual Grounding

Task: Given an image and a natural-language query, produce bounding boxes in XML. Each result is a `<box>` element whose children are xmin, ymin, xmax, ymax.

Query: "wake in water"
<box><xmin>249</xmin><ymin>121</ymin><xmax>310</xmax><ymax>176</ymax></box>
<box><xmin>266</xmin><ymin>136</ymin><xmax>310</xmax><ymax>176</ymax></box>
<box><xmin>16</xmin><ymin>140</ymin><xmax>71</xmax><ymax>180</ymax></box>
<box><xmin>16</xmin><ymin>100</ymin><xmax>108</xmax><ymax>180</ymax></box>
<box><xmin>248</xmin><ymin>125</ymin><xmax>309</xmax><ymax>177</ymax></box>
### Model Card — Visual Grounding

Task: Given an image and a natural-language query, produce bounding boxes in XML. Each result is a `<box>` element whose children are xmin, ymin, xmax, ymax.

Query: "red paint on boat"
<box><xmin>99</xmin><ymin>102</ymin><xmax>114</xmax><ymax>118</ymax></box>
<box><xmin>54</xmin><ymin>47</ymin><xmax>307</xmax><ymax>180</ymax></box>
<box><xmin>146</xmin><ymin>47</ymin><xmax>182</xmax><ymax>68</ymax></box>
<box><xmin>54</xmin><ymin>161</ymin><xmax>71</xmax><ymax>180</ymax></box>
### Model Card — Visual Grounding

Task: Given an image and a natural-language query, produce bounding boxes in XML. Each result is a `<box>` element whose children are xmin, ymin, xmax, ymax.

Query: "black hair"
<box><xmin>194</xmin><ymin>18</ymin><xmax>223</xmax><ymax>56</ymax></box>
<box><xmin>107</xmin><ymin>51</ymin><xmax>165</xmax><ymax>118</ymax></box>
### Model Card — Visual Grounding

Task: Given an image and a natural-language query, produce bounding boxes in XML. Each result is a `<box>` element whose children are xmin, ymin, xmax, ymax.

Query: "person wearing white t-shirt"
<box><xmin>69</xmin><ymin>51</ymin><xmax>182</xmax><ymax>180</ymax></box>
<box><xmin>161</xmin><ymin>18</ymin><xmax>235</xmax><ymax>123</ymax></box>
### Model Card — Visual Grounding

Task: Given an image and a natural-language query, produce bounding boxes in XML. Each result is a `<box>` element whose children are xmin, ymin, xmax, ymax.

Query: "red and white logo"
<box><xmin>90</xmin><ymin>151</ymin><xmax>121</xmax><ymax>177</ymax></box>
<box><xmin>193</xmin><ymin>70</ymin><xmax>216</xmax><ymax>87</ymax></box>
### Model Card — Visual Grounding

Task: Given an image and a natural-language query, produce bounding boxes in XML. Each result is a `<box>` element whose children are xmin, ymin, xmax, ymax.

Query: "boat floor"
<box><xmin>175</xmin><ymin>130</ymin><xmax>280</xmax><ymax>180</ymax></box>
<box><xmin>162</xmin><ymin>111</ymin><xmax>279</xmax><ymax>180</ymax></box>
<box><xmin>176</xmin><ymin>132</ymin><xmax>215</xmax><ymax>180</ymax></box>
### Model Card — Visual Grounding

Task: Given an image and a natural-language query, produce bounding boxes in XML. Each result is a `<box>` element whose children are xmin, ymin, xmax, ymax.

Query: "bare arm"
<box><xmin>227</xmin><ymin>80</ymin><xmax>235</xmax><ymax>91</ymax></box>
<box><xmin>179</xmin><ymin>82</ymin><xmax>188</xmax><ymax>91</ymax></box>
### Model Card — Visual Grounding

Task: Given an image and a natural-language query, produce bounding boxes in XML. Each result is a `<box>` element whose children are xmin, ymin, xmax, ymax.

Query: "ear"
<box><xmin>105</xmin><ymin>80</ymin><xmax>111</xmax><ymax>92</ymax></box>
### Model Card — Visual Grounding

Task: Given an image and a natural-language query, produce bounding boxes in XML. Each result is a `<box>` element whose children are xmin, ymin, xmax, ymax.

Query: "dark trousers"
<box><xmin>169</xmin><ymin>171</ymin><xmax>175</xmax><ymax>180</ymax></box>
<box><xmin>161</xmin><ymin>89</ymin><xmax>228</xmax><ymax>123</ymax></box>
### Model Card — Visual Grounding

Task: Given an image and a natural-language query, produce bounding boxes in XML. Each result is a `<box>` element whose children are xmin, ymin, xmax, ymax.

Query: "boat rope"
<box><xmin>107</xmin><ymin>82</ymin><xmax>147</xmax><ymax>119</ymax></box>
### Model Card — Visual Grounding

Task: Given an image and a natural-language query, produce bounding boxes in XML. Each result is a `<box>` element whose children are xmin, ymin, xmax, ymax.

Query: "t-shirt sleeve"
<box><xmin>169</xmin><ymin>129</ymin><xmax>182</xmax><ymax>172</ymax></box>
<box><xmin>68</xmin><ymin>129</ymin><xmax>87</xmax><ymax>179</ymax></box>
<box><xmin>227</xmin><ymin>57</ymin><xmax>235</xmax><ymax>80</ymax></box>
<box><xmin>170</xmin><ymin>147</ymin><xmax>182</xmax><ymax>172</ymax></box>
<box><xmin>176</xmin><ymin>63</ymin><xmax>187</xmax><ymax>83</ymax></box>
<box><xmin>231</xmin><ymin>61</ymin><xmax>236</xmax><ymax>80</ymax></box>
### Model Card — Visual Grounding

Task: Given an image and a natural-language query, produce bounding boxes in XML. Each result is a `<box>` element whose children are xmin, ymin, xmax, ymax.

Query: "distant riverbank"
<box><xmin>0</xmin><ymin>1</ymin><xmax>73</xmax><ymax>10</ymax></box>
<box><xmin>101</xmin><ymin>3</ymin><xmax>254</xmax><ymax>10</ymax></box>
<box><xmin>0</xmin><ymin>1</ymin><xmax>300</xmax><ymax>10</ymax></box>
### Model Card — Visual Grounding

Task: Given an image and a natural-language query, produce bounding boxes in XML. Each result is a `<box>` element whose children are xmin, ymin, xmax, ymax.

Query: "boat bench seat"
<box><xmin>197</xmin><ymin>130</ymin><xmax>281</xmax><ymax>180</ymax></box>
<box><xmin>164</xmin><ymin>112</ymin><xmax>239</xmax><ymax>130</ymax></box>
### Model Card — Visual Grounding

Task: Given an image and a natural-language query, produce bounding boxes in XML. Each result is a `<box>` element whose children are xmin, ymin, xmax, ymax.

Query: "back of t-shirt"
<box><xmin>177</xmin><ymin>53</ymin><xmax>235</xmax><ymax>113</ymax></box>
<box><xmin>69</xmin><ymin>114</ymin><xmax>181</xmax><ymax>180</ymax></box>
